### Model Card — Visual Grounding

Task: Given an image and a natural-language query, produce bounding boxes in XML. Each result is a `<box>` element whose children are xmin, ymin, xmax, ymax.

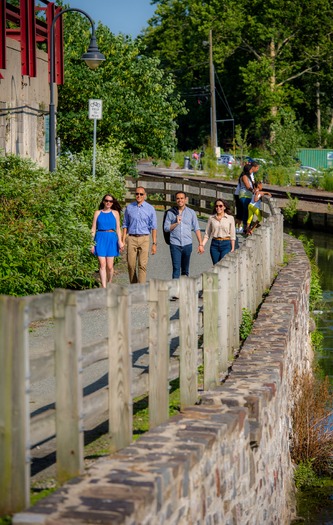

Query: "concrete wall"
<box><xmin>13</xmin><ymin>234</ymin><xmax>312</xmax><ymax>525</ymax></box>
<box><xmin>0</xmin><ymin>38</ymin><xmax>52</xmax><ymax>168</ymax></box>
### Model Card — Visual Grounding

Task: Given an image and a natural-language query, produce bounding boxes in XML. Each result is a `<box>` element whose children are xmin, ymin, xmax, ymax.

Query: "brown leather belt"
<box><xmin>97</xmin><ymin>229</ymin><xmax>116</xmax><ymax>232</ymax></box>
<box><xmin>128</xmin><ymin>234</ymin><xmax>149</xmax><ymax>237</ymax></box>
<box><xmin>213</xmin><ymin>237</ymin><xmax>231</xmax><ymax>241</ymax></box>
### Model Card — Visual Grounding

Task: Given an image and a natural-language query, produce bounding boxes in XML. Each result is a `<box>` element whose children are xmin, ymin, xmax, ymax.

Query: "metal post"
<box><xmin>92</xmin><ymin>118</ymin><xmax>97</xmax><ymax>180</ymax></box>
<box><xmin>49</xmin><ymin>8</ymin><xmax>103</xmax><ymax>172</ymax></box>
<box><xmin>209</xmin><ymin>29</ymin><xmax>217</xmax><ymax>152</ymax></box>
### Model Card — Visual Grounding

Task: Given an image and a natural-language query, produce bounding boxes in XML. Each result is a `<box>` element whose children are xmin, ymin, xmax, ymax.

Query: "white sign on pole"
<box><xmin>88</xmin><ymin>99</ymin><xmax>103</xmax><ymax>120</ymax></box>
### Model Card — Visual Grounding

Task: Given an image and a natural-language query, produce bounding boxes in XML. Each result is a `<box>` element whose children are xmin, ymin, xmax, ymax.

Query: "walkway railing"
<box><xmin>0</xmin><ymin>175</ymin><xmax>283</xmax><ymax>516</ymax></box>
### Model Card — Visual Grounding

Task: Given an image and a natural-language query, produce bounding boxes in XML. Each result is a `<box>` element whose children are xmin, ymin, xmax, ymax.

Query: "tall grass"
<box><xmin>291</xmin><ymin>371</ymin><xmax>333</xmax><ymax>476</ymax></box>
<box><xmin>321</xmin><ymin>170</ymin><xmax>333</xmax><ymax>192</ymax></box>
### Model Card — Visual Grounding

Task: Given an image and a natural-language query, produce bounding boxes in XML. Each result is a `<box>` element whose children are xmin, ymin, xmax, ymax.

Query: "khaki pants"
<box><xmin>126</xmin><ymin>235</ymin><xmax>150</xmax><ymax>284</ymax></box>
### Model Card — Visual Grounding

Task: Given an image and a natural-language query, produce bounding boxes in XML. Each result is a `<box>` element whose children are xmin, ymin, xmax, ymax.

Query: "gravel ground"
<box><xmin>28</xmin><ymin>212</ymin><xmax>216</xmax><ymax>458</ymax></box>
<box><xmin>28</xmin><ymin>210</ymin><xmax>224</xmax><ymax>481</ymax></box>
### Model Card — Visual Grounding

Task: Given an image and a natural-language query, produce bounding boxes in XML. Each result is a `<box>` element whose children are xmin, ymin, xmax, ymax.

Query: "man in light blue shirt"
<box><xmin>164</xmin><ymin>191</ymin><xmax>204</xmax><ymax>279</ymax></box>
<box><xmin>122</xmin><ymin>187</ymin><xmax>157</xmax><ymax>283</ymax></box>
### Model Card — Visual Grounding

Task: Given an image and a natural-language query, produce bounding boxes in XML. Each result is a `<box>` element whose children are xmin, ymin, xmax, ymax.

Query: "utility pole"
<box><xmin>209</xmin><ymin>29</ymin><xmax>217</xmax><ymax>153</ymax></box>
<box><xmin>316</xmin><ymin>81</ymin><xmax>321</xmax><ymax>147</ymax></box>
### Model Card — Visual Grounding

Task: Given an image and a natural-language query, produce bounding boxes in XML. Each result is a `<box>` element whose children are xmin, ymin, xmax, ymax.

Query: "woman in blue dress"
<box><xmin>91</xmin><ymin>194</ymin><xmax>124</xmax><ymax>287</ymax></box>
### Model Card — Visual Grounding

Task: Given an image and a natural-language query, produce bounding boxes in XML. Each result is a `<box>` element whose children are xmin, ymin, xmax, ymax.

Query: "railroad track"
<box><xmin>138</xmin><ymin>166</ymin><xmax>333</xmax><ymax>207</ymax></box>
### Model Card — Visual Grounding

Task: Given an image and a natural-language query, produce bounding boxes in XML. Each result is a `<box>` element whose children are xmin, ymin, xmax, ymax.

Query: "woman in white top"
<box><xmin>202</xmin><ymin>199</ymin><xmax>236</xmax><ymax>264</ymax></box>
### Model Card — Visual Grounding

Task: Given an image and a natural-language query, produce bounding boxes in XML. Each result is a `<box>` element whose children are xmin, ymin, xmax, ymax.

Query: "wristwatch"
<box><xmin>152</xmin><ymin>242</ymin><xmax>157</xmax><ymax>245</ymax></box>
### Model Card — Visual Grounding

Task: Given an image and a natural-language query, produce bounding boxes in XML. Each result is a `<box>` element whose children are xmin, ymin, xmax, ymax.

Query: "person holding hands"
<box><xmin>91</xmin><ymin>194</ymin><xmax>124</xmax><ymax>288</ymax></box>
<box><xmin>122</xmin><ymin>187</ymin><xmax>157</xmax><ymax>284</ymax></box>
<box><xmin>164</xmin><ymin>191</ymin><xmax>204</xmax><ymax>279</ymax></box>
<box><xmin>202</xmin><ymin>199</ymin><xmax>236</xmax><ymax>264</ymax></box>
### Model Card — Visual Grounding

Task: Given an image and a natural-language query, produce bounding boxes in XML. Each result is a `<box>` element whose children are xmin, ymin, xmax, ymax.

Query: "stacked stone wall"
<box><xmin>14</xmin><ymin>234</ymin><xmax>311</xmax><ymax>525</ymax></box>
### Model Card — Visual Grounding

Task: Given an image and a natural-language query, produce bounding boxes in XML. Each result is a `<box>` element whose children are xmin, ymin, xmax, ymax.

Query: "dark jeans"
<box><xmin>210</xmin><ymin>239</ymin><xmax>232</xmax><ymax>265</ymax></box>
<box><xmin>240</xmin><ymin>196</ymin><xmax>252</xmax><ymax>228</ymax></box>
<box><xmin>170</xmin><ymin>243</ymin><xmax>192</xmax><ymax>279</ymax></box>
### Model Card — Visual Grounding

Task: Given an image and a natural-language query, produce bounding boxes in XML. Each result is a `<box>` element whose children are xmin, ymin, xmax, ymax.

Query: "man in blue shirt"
<box><xmin>122</xmin><ymin>187</ymin><xmax>157</xmax><ymax>283</ymax></box>
<box><xmin>164</xmin><ymin>191</ymin><xmax>204</xmax><ymax>279</ymax></box>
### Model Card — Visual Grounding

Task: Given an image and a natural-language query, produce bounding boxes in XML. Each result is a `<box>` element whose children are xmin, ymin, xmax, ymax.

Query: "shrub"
<box><xmin>297</xmin><ymin>235</ymin><xmax>323</xmax><ymax>311</ymax></box>
<box><xmin>294</xmin><ymin>459</ymin><xmax>322</xmax><ymax>490</ymax></box>
<box><xmin>239</xmin><ymin>308</ymin><xmax>253</xmax><ymax>341</ymax></box>
<box><xmin>265</xmin><ymin>165</ymin><xmax>293</xmax><ymax>186</ymax></box>
<box><xmin>321</xmin><ymin>170</ymin><xmax>333</xmax><ymax>192</ymax></box>
<box><xmin>0</xmin><ymin>147</ymin><xmax>126</xmax><ymax>296</ymax></box>
<box><xmin>291</xmin><ymin>371</ymin><xmax>333</xmax><ymax>476</ymax></box>
<box><xmin>283</xmin><ymin>193</ymin><xmax>299</xmax><ymax>223</ymax></box>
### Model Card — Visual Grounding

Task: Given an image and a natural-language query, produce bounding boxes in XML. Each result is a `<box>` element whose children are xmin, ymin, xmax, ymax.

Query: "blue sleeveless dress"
<box><xmin>94</xmin><ymin>211</ymin><xmax>119</xmax><ymax>257</ymax></box>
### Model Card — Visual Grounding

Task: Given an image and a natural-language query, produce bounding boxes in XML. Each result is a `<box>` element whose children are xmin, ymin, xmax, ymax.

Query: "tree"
<box><xmin>57</xmin><ymin>12</ymin><xmax>186</xmax><ymax>159</ymax></box>
<box><xmin>0</xmin><ymin>147</ymin><xmax>125</xmax><ymax>296</ymax></box>
<box><xmin>142</xmin><ymin>0</ymin><xmax>333</xmax><ymax>149</ymax></box>
<box><xmin>142</xmin><ymin>0</ymin><xmax>244</xmax><ymax>149</ymax></box>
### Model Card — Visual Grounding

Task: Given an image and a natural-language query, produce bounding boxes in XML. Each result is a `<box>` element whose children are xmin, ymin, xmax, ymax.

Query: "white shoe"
<box><xmin>236</xmin><ymin>226</ymin><xmax>243</xmax><ymax>234</ymax></box>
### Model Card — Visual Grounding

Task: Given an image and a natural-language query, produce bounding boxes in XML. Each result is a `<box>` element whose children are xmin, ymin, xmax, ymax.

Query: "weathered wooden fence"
<box><xmin>0</xmin><ymin>175</ymin><xmax>283</xmax><ymax>516</ymax></box>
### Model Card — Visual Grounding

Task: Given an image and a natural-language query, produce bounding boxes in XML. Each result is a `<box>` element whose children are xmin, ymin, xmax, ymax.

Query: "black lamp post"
<box><xmin>49</xmin><ymin>8</ymin><xmax>105</xmax><ymax>172</ymax></box>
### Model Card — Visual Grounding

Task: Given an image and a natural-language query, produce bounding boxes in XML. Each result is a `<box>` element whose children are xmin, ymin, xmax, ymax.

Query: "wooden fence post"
<box><xmin>107</xmin><ymin>284</ymin><xmax>132</xmax><ymax>452</ymax></box>
<box><xmin>179</xmin><ymin>277</ymin><xmax>198</xmax><ymax>409</ymax></box>
<box><xmin>213</xmin><ymin>264</ymin><xmax>229</xmax><ymax>374</ymax></box>
<box><xmin>0</xmin><ymin>296</ymin><xmax>30</xmax><ymax>515</ymax></box>
<box><xmin>203</xmin><ymin>272</ymin><xmax>219</xmax><ymax>390</ymax></box>
<box><xmin>53</xmin><ymin>289</ymin><xmax>83</xmax><ymax>484</ymax></box>
<box><xmin>148</xmin><ymin>280</ymin><xmax>170</xmax><ymax>428</ymax></box>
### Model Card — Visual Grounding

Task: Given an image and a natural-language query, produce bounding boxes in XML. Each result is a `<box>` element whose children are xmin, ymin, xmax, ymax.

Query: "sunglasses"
<box><xmin>136</xmin><ymin>192</ymin><xmax>144</xmax><ymax>196</ymax></box>
<box><xmin>104</xmin><ymin>199</ymin><xmax>113</xmax><ymax>203</ymax></box>
<box><xmin>216</xmin><ymin>204</ymin><xmax>224</xmax><ymax>208</ymax></box>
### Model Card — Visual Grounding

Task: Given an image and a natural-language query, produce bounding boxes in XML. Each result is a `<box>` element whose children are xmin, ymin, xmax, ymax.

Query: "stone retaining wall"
<box><xmin>14</xmin><ymin>234</ymin><xmax>311</xmax><ymax>525</ymax></box>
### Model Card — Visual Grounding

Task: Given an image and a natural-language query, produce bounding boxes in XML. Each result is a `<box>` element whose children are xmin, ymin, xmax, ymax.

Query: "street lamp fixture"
<box><xmin>49</xmin><ymin>8</ymin><xmax>105</xmax><ymax>172</ymax></box>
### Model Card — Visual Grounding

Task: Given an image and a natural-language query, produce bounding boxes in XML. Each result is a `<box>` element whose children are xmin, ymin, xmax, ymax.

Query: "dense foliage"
<box><xmin>0</xmin><ymin>148</ymin><xmax>126</xmax><ymax>296</ymax></box>
<box><xmin>142</xmin><ymin>0</ymin><xmax>333</xmax><ymax>151</ymax></box>
<box><xmin>57</xmin><ymin>5</ymin><xmax>186</xmax><ymax>159</ymax></box>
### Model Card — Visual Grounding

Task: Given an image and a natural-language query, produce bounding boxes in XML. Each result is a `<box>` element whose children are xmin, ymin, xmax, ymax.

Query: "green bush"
<box><xmin>294</xmin><ymin>460</ymin><xmax>322</xmax><ymax>490</ymax></box>
<box><xmin>283</xmin><ymin>193</ymin><xmax>299</xmax><ymax>223</ymax></box>
<box><xmin>265</xmin><ymin>165</ymin><xmax>293</xmax><ymax>186</ymax></box>
<box><xmin>297</xmin><ymin>235</ymin><xmax>323</xmax><ymax>311</ymax></box>
<box><xmin>239</xmin><ymin>308</ymin><xmax>253</xmax><ymax>341</ymax></box>
<box><xmin>321</xmin><ymin>170</ymin><xmax>333</xmax><ymax>192</ymax></box>
<box><xmin>0</xmin><ymin>147</ymin><xmax>126</xmax><ymax>296</ymax></box>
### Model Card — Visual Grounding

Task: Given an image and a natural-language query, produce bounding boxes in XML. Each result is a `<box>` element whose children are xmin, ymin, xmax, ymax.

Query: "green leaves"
<box><xmin>57</xmin><ymin>17</ymin><xmax>184</xmax><ymax>159</ymax></box>
<box><xmin>0</xmin><ymin>148</ymin><xmax>126</xmax><ymax>296</ymax></box>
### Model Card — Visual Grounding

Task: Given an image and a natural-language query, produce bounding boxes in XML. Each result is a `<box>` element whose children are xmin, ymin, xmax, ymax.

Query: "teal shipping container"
<box><xmin>297</xmin><ymin>149</ymin><xmax>333</xmax><ymax>169</ymax></box>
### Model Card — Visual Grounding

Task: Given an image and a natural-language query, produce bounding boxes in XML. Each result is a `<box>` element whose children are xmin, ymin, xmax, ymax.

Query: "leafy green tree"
<box><xmin>268</xmin><ymin>110</ymin><xmax>305</xmax><ymax>166</ymax></box>
<box><xmin>142</xmin><ymin>0</ymin><xmax>244</xmax><ymax>149</ymax></box>
<box><xmin>0</xmin><ymin>147</ymin><xmax>125</xmax><ymax>296</ymax></box>
<box><xmin>57</xmin><ymin>10</ymin><xmax>186</xmax><ymax>159</ymax></box>
<box><xmin>143</xmin><ymin>0</ymin><xmax>333</xmax><ymax>149</ymax></box>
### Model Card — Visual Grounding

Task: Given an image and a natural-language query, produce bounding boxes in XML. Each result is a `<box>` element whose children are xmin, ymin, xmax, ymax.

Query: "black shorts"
<box><xmin>234</xmin><ymin>195</ymin><xmax>242</xmax><ymax>220</ymax></box>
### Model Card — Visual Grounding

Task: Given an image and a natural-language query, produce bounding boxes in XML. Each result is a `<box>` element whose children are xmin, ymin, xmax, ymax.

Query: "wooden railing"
<box><xmin>0</xmin><ymin>175</ymin><xmax>283</xmax><ymax>516</ymax></box>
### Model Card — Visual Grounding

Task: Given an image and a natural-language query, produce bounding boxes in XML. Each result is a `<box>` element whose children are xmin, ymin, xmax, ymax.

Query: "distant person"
<box><xmin>234</xmin><ymin>164</ymin><xmax>251</xmax><ymax>233</ymax></box>
<box><xmin>192</xmin><ymin>151</ymin><xmax>200</xmax><ymax>169</ymax></box>
<box><xmin>122</xmin><ymin>187</ymin><xmax>157</xmax><ymax>284</ymax></box>
<box><xmin>239</xmin><ymin>162</ymin><xmax>259</xmax><ymax>233</ymax></box>
<box><xmin>163</xmin><ymin>191</ymin><xmax>204</xmax><ymax>279</ymax></box>
<box><xmin>246</xmin><ymin>181</ymin><xmax>272</xmax><ymax>235</ymax></box>
<box><xmin>202</xmin><ymin>199</ymin><xmax>236</xmax><ymax>264</ymax></box>
<box><xmin>91</xmin><ymin>194</ymin><xmax>124</xmax><ymax>288</ymax></box>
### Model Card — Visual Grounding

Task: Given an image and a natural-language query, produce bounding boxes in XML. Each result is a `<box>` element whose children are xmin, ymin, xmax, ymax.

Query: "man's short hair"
<box><xmin>175</xmin><ymin>191</ymin><xmax>186</xmax><ymax>198</ymax></box>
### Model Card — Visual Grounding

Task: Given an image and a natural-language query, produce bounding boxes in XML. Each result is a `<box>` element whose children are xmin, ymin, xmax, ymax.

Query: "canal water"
<box><xmin>288</xmin><ymin>228</ymin><xmax>333</xmax><ymax>524</ymax></box>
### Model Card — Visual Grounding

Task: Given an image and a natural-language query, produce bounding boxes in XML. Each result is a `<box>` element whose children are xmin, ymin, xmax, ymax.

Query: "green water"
<box><xmin>289</xmin><ymin>229</ymin><xmax>333</xmax><ymax>524</ymax></box>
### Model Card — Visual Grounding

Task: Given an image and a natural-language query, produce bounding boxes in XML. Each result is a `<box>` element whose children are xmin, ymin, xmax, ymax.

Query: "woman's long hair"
<box><xmin>214</xmin><ymin>198</ymin><xmax>232</xmax><ymax>215</ymax></box>
<box><xmin>99</xmin><ymin>194</ymin><xmax>122</xmax><ymax>214</ymax></box>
